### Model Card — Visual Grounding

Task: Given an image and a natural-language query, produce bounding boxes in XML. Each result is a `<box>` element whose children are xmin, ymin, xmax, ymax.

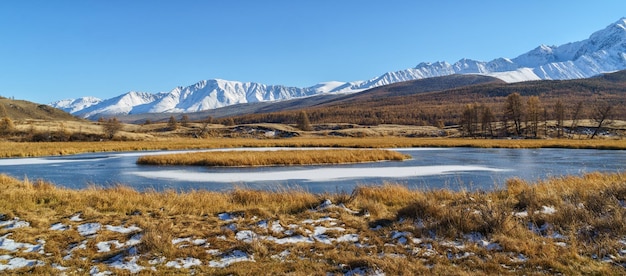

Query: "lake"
<box><xmin>0</xmin><ymin>148</ymin><xmax>624</xmax><ymax>193</ymax></box>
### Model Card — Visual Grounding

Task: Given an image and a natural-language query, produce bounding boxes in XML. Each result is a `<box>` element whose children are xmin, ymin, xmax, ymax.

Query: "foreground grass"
<box><xmin>137</xmin><ymin>149</ymin><xmax>410</xmax><ymax>167</ymax></box>
<box><xmin>1</xmin><ymin>137</ymin><xmax>625</xmax><ymax>158</ymax></box>
<box><xmin>0</xmin><ymin>172</ymin><xmax>625</xmax><ymax>274</ymax></box>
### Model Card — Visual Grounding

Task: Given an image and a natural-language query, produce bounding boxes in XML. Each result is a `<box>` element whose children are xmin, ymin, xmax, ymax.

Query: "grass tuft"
<box><xmin>136</xmin><ymin>149</ymin><xmax>410</xmax><ymax>167</ymax></box>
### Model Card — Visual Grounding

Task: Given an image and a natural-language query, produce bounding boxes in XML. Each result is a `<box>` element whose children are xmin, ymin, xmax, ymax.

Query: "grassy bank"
<box><xmin>0</xmin><ymin>172</ymin><xmax>625</xmax><ymax>274</ymax></box>
<box><xmin>1</xmin><ymin>137</ymin><xmax>625</xmax><ymax>158</ymax></box>
<box><xmin>136</xmin><ymin>149</ymin><xmax>410</xmax><ymax>167</ymax></box>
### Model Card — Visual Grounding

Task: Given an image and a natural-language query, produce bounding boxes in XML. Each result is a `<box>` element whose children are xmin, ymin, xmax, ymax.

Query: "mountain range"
<box><xmin>52</xmin><ymin>18</ymin><xmax>626</xmax><ymax>119</ymax></box>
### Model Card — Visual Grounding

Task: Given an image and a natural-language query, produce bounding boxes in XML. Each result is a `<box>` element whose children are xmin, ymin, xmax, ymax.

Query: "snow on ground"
<box><xmin>0</xmin><ymin>234</ymin><xmax>45</xmax><ymax>253</ymax></box>
<box><xmin>106</xmin><ymin>254</ymin><xmax>144</xmax><ymax>273</ymax></box>
<box><xmin>49</xmin><ymin>222</ymin><xmax>69</xmax><ymax>231</ymax></box>
<box><xmin>69</xmin><ymin>213</ymin><xmax>83</xmax><ymax>222</ymax></box>
<box><xmin>341</xmin><ymin>266</ymin><xmax>386</xmax><ymax>276</ymax></box>
<box><xmin>0</xmin><ymin>217</ymin><xmax>30</xmax><ymax>230</ymax></box>
<box><xmin>166</xmin><ymin>257</ymin><xmax>202</xmax><ymax>269</ymax></box>
<box><xmin>208</xmin><ymin>250</ymin><xmax>254</xmax><ymax>268</ymax></box>
<box><xmin>77</xmin><ymin>223</ymin><xmax>101</xmax><ymax>236</ymax></box>
<box><xmin>514</xmin><ymin>205</ymin><xmax>557</xmax><ymax>217</ymax></box>
<box><xmin>0</xmin><ymin>200</ymin><xmax>623</xmax><ymax>274</ymax></box>
<box><xmin>105</xmin><ymin>224</ymin><xmax>141</xmax><ymax>234</ymax></box>
<box><xmin>0</xmin><ymin>255</ymin><xmax>44</xmax><ymax>271</ymax></box>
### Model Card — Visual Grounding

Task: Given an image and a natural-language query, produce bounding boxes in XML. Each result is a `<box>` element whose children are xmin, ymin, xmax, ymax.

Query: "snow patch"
<box><xmin>208</xmin><ymin>250</ymin><xmax>254</xmax><ymax>268</ymax></box>
<box><xmin>0</xmin><ymin>218</ymin><xmax>29</xmax><ymax>230</ymax></box>
<box><xmin>105</xmin><ymin>224</ymin><xmax>141</xmax><ymax>234</ymax></box>
<box><xmin>266</xmin><ymin>235</ymin><xmax>314</xmax><ymax>245</ymax></box>
<box><xmin>166</xmin><ymin>257</ymin><xmax>202</xmax><ymax>269</ymax></box>
<box><xmin>49</xmin><ymin>222</ymin><xmax>70</xmax><ymax>231</ymax></box>
<box><xmin>77</xmin><ymin>223</ymin><xmax>101</xmax><ymax>236</ymax></box>
<box><xmin>171</xmin><ymin>237</ymin><xmax>190</xmax><ymax>245</ymax></box>
<box><xmin>0</xmin><ymin>255</ymin><xmax>44</xmax><ymax>271</ymax></box>
<box><xmin>465</xmin><ymin>232</ymin><xmax>502</xmax><ymax>251</ymax></box>
<box><xmin>0</xmin><ymin>234</ymin><xmax>45</xmax><ymax>253</ymax></box>
<box><xmin>235</xmin><ymin>230</ymin><xmax>258</xmax><ymax>243</ymax></box>
<box><xmin>343</xmin><ymin>266</ymin><xmax>386</xmax><ymax>276</ymax></box>
<box><xmin>70</xmin><ymin>213</ymin><xmax>83</xmax><ymax>222</ymax></box>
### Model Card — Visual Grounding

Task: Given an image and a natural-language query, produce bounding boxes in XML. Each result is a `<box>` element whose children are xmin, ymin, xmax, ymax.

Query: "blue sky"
<box><xmin>1</xmin><ymin>1</ymin><xmax>625</xmax><ymax>104</ymax></box>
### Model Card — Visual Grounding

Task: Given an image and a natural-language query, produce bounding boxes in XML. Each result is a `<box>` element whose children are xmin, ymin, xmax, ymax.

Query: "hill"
<box><xmin>219</xmin><ymin>70</ymin><xmax>626</xmax><ymax>127</ymax></box>
<box><xmin>0</xmin><ymin>96</ymin><xmax>77</xmax><ymax>121</ymax></box>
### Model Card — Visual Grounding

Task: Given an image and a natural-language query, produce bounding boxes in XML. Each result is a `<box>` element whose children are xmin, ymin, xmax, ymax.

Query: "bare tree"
<box><xmin>102</xmin><ymin>117</ymin><xmax>122</xmax><ymax>139</ymax></box>
<box><xmin>181</xmin><ymin>115</ymin><xmax>190</xmax><ymax>127</ymax></box>
<box><xmin>569</xmin><ymin>101</ymin><xmax>584</xmax><ymax>138</ymax></box>
<box><xmin>526</xmin><ymin>96</ymin><xmax>541</xmax><ymax>137</ymax></box>
<box><xmin>590</xmin><ymin>101</ymin><xmax>613</xmax><ymax>139</ymax></box>
<box><xmin>167</xmin><ymin>116</ymin><xmax>178</xmax><ymax>131</ymax></box>
<box><xmin>480</xmin><ymin>106</ymin><xmax>495</xmax><ymax>138</ymax></box>
<box><xmin>505</xmin><ymin>93</ymin><xmax>524</xmax><ymax>136</ymax></box>
<box><xmin>554</xmin><ymin>100</ymin><xmax>565</xmax><ymax>138</ymax></box>
<box><xmin>461</xmin><ymin>104</ymin><xmax>480</xmax><ymax>137</ymax></box>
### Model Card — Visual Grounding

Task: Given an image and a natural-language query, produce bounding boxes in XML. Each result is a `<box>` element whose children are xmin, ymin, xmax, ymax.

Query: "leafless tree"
<box><xmin>505</xmin><ymin>93</ymin><xmax>524</xmax><ymax>136</ymax></box>
<box><xmin>526</xmin><ymin>96</ymin><xmax>541</xmax><ymax>137</ymax></box>
<box><xmin>167</xmin><ymin>116</ymin><xmax>178</xmax><ymax>131</ymax></box>
<box><xmin>553</xmin><ymin>100</ymin><xmax>565</xmax><ymax>138</ymax></box>
<box><xmin>181</xmin><ymin>115</ymin><xmax>190</xmax><ymax>127</ymax></box>
<box><xmin>461</xmin><ymin>104</ymin><xmax>478</xmax><ymax>136</ymax></box>
<box><xmin>481</xmin><ymin>106</ymin><xmax>495</xmax><ymax>138</ymax></box>
<box><xmin>102</xmin><ymin>117</ymin><xmax>122</xmax><ymax>139</ymax></box>
<box><xmin>569</xmin><ymin>101</ymin><xmax>584</xmax><ymax>138</ymax></box>
<box><xmin>590</xmin><ymin>101</ymin><xmax>613</xmax><ymax>139</ymax></box>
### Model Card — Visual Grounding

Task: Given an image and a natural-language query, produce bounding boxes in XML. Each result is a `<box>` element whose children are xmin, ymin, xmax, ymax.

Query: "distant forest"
<box><xmin>213</xmin><ymin>73</ymin><xmax>626</xmax><ymax>138</ymax></box>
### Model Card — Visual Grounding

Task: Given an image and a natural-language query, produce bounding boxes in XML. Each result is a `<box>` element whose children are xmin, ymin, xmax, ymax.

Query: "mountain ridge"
<box><xmin>52</xmin><ymin>18</ymin><xmax>626</xmax><ymax>119</ymax></box>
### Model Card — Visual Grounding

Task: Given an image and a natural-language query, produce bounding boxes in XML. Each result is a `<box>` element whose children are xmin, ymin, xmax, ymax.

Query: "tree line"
<box><xmin>460</xmin><ymin>93</ymin><xmax>615</xmax><ymax>139</ymax></box>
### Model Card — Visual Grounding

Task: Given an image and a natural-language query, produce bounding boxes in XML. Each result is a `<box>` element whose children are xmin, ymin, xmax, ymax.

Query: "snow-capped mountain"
<box><xmin>51</xmin><ymin>97</ymin><xmax>103</xmax><ymax>114</ymax></box>
<box><xmin>54</xmin><ymin>79</ymin><xmax>364</xmax><ymax>119</ymax></box>
<box><xmin>53</xmin><ymin>17</ymin><xmax>626</xmax><ymax>119</ymax></box>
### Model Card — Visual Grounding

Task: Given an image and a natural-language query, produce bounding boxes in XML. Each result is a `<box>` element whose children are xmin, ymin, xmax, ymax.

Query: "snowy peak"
<box><xmin>512</xmin><ymin>45</ymin><xmax>558</xmax><ymax>68</ymax></box>
<box><xmin>52</xmin><ymin>18</ymin><xmax>626</xmax><ymax>119</ymax></box>
<box><xmin>581</xmin><ymin>17</ymin><xmax>626</xmax><ymax>55</ymax></box>
<box><xmin>514</xmin><ymin>18</ymin><xmax>626</xmax><ymax>68</ymax></box>
<box><xmin>51</xmin><ymin>97</ymin><xmax>102</xmax><ymax>114</ymax></box>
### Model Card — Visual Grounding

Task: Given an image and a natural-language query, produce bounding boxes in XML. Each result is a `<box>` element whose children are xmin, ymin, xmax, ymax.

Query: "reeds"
<box><xmin>0</xmin><ymin>172</ymin><xmax>625</xmax><ymax>274</ymax></box>
<box><xmin>136</xmin><ymin>149</ymin><xmax>410</xmax><ymax>167</ymax></box>
<box><xmin>1</xmin><ymin>137</ymin><xmax>625</xmax><ymax>158</ymax></box>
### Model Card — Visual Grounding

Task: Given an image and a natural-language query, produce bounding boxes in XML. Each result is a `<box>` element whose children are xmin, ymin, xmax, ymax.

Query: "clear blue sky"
<box><xmin>1</xmin><ymin>0</ymin><xmax>625</xmax><ymax>104</ymax></box>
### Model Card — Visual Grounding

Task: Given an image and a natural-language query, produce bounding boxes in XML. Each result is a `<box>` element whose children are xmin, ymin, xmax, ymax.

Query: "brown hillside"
<box><xmin>0</xmin><ymin>97</ymin><xmax>78</xmax><ymax>121</ymax></box>
<box><xmin>223</xmin><ymin>70</ymin><xmax>626</xmax><ymax>126</ymax></box>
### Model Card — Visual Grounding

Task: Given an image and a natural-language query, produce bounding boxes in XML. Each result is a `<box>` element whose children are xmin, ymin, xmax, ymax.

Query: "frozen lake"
<box><xmin>0</xmin><ymin>147</ymin><xmax>624</xmax><ymax>193</ymax></box>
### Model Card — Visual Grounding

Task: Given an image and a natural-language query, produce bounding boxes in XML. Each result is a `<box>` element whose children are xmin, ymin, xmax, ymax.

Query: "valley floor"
<box><xmin>0</xmin><ymin>172</ymin><xmax>625</xmax><ymax>274</ymax></box>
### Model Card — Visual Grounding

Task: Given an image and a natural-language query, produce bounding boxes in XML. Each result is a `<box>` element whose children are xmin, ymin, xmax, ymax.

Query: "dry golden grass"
<box><xmin>136</xmin><ymin>149</ymin><xmax>410</xmax><ymax>167</ymax></box>
<box><xmin>0</xmin><ymin>172</ymin><xmax>625</xmax><ymax>274</ymax></box>
<box><xmin>1</xmin><ymin>137</ymin><xmax>625</xmax><ymax>158</ymax></box>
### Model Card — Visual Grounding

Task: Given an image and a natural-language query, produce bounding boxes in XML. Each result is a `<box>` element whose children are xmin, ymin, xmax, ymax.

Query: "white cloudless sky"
<box><xmin>1</xmin><ymin>0</ymin><xmax>625</xmax><ymax>104</ymax></box>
